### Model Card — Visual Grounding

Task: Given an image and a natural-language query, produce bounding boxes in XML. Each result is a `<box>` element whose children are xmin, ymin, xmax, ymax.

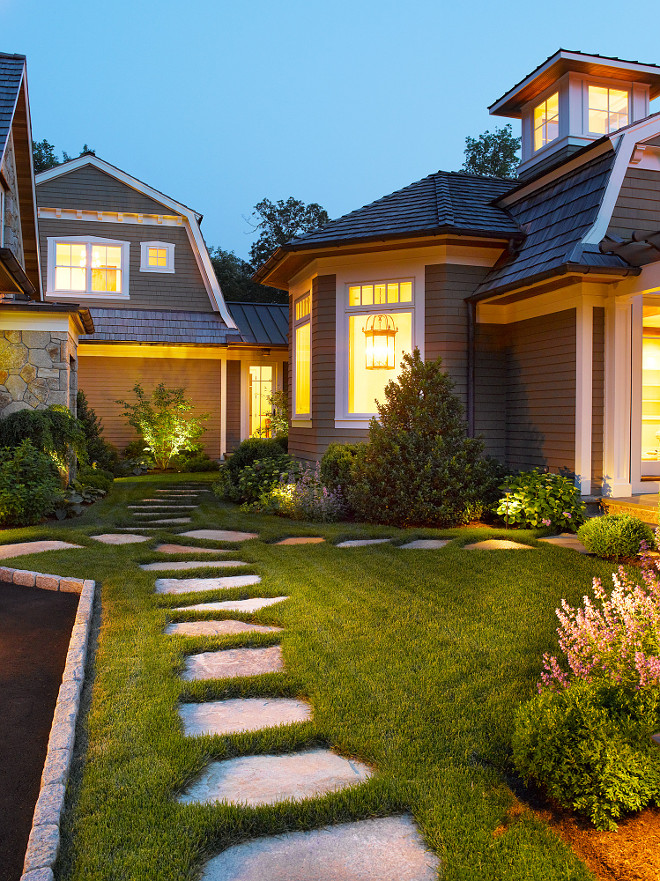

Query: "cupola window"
<box><xmin>588</xmin><ymin>85</ymin><xmax>629</xmax><ymax>135</ymax></box>
<box><xmin>533</xmin><ymin>92</ymin><xmax>559</xmax><ymax>151</ymax></box>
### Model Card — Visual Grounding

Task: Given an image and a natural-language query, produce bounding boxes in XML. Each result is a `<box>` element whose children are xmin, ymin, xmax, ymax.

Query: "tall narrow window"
<box><xmin>533</xmin><ymin>92</ymin><xmax>559</xmax><ymax>151</ymax></box>
<box><xmin>249</xmin><ymin>364</ymin><xmax>273</xmax><ymax>437</ymax></box>
<box><xmin>588</xmin><ymin>85</ymin><xmax>628</xmax><ymax>135</ymax></box>
<box><xmin>294</xmin><ymin>293</ymin><xmax>311</xmax><ymax>417</ymax></box>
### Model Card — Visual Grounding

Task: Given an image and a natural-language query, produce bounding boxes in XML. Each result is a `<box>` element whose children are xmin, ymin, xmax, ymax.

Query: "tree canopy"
<box><xmin>207</xmin><ymin>247</ymin><xmax>286</xmax><ymax>304</ymax></box>
<box><xmin>32</xmin><ymin>139</ymin><xmax>96</xmax><ymax>174</ymax></box>
<box><xmin>461</xmin><ymin>124</ymin><xmax>520</xmax><ymax>178</ymax></box>
<box><xmin>248</xmin><ymin>197</ymin><xmax>329</xmax><ymax>268</ymax></box>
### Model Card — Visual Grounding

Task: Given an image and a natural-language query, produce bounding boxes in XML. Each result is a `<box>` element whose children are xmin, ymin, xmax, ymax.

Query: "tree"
<box><xmin>207</xmin><ymin>246</ymin><xmax>286</xmax><ymax>304</ymax></box>
<box><xmin>248</xmin><ymin>197</ymin><xmax>329</xmax><ymax>268</ymax></box>
<box><xmin>461</xmin><ymin>124</ymin><xmax>520</xmax><ymax>178</ymax></box>
<box><xmin>32</xmin><ymin>140</ymin><xmax>96</xmax><ymax>174</ymax></box>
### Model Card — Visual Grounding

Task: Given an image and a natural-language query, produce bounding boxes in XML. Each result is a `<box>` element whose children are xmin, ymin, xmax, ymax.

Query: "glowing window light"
<box><xmin>363</xmin><ymin>314</ymin><xmax>397</xmax><ymax>370</ymax></box>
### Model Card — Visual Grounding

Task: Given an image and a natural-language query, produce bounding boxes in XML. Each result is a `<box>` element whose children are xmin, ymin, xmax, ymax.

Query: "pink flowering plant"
<box><xmin>247</xmin><ymin>462</ymin><xmax>346</xmax><ymax>522</ymax></box>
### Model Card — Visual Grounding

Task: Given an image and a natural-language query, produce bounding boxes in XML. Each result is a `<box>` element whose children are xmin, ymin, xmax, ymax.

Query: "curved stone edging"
<box><xmin>0</xmin><ymin>568</ymin><xmax>96</xmax><ymax>881</ymax></box>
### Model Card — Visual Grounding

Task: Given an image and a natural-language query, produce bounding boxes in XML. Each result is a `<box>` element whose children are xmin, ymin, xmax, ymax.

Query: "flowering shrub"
<box><xmin>235</xmin><ymin>456</ymin><xmax>294</xmax><ymax>504</ymax></box>
<box><xmin>577</xmin><ymin>513</ymin><xmax>654</xmax><ymax>561</ymax></box>
<box><xmin>254</xmin><ymin>462</ymin><xmax>345</xmax><ymax>522</ymax></box>
<box><xmin>513</xmin><ymin>557</ymin><xmax>660</xmax><ymax>829</ymax></box>
<box><xmin>496</xmin><ymin>469</ymin><xmax>585</xmax><ymax>532</ymax></box>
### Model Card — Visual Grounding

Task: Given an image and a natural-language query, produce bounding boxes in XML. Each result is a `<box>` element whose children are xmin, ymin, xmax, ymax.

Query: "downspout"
<box><xmin>467</xmin><ymin>299</ymin><xmax>476</xmax><ymax>438</ymax></box>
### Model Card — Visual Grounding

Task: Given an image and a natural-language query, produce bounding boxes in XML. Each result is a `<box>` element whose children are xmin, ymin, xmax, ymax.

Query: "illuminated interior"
<box><xmin>148</xmin><ymin>247</ymin><xmax>167</xmax><ymax>268</ymax></box>
<box><xmin>533</xmin><ymin>92</ymin><xmax>559</xmax><ymax>151</ymax></box>
<box><xmin>54</xmin><ymin>242</ymin><xmax>122</xmax><ymax>293</ymax></box>
<box><xmin>349</xmin><ymin>281</ymin><xmax>412</xmax><ymax>307</ymax></box>
<box><xmin>588</xmin><ymin>85</ymin><xmax>628</xmax><ymax>134</ymax></box>
<box><xmin>349</xmin><ymin>311</ymin><xmax>411</xmax><ymax>413</ymax></box>
<box><xmin>249</xmin><ymin>364</ymin><xmax>273</xmax><ymax>437</ymax></box>
<box><xmin>55</xmin><ymin>243</ymin><xmax>87</xmax><ymax>291</ymax></box>
<box><xmin>295</xmin><ymin>322</ymin><xmax>310</xmax><ymax>415</ymax></box>
<box><xmin>642</xmin><ymin>304</ymin><xmax>660</xmax><ymax>463</ymax></box>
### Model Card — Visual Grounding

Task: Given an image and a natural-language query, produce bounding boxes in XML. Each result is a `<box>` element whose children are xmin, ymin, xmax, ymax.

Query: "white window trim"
<box><xmin>337</xmin><ymin>275</ymin><xmax>417</xmax><ymax>426</ymax></box>
<box><xmin>140</xmin><ymin>240</ymin><xmax>175</xmax><ymax>273</ymax></box>
<box><xmin>46</xmin><ymin>235</ymin><xmax>130</xmax><ymax>300</ymax></box>
<box><xmin>292</xmin><ymin>291</ymin><xmax>312</xmax><ymax>421</ymax></box>
<box><xmin>582</xmin><ymin>77</ymin><xmax>631</xmax><ymax>138</ymax></box>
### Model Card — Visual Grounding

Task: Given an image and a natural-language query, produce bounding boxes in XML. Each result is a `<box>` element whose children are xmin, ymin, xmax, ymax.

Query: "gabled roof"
<box><xmin>80</xmin><ymin>308</ymin><xmax>239</xmax><ymax>345</ymax></box>
<box><xmin>35</xmin><ymin>155</ymin><xmax>237</xmax><ymax>329</ymax></box>
<box><xmin>0</xmin><ymin>53</ymin><xmax>24</xmax><ymax>166</ymax></box>
<box><xmin>227</xmin><ymin>301</ymin><xmax>288</xmax><ymax>346</ymax></box>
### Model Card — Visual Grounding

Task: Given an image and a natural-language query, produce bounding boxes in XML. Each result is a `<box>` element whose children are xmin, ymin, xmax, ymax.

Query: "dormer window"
<box><xmin>533</xmin><ymin>92</ymin><xmax>559</xmax><ymax>151</ymax></box>
<box><xmin>588</xmin><ymin>85</ymin><xmax>628</xmax><ymax>135</ymax></box>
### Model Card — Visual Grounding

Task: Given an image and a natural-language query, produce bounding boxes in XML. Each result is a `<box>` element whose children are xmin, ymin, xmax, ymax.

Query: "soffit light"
<box><xmin>364</xmin><ymin>313</ymin><xmax>397</xmax><ymax>369</ymax></box>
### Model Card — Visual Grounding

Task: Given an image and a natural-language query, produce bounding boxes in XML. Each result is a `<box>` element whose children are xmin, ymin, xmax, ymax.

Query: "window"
<box><xmin>47</xmin><ymin>237</ymin><xmax>129</xmax><ymax>297</ymax></box>
<box><xmin>533</xmin><ymin>92</ymin><xmax>559</xmax><ymax>151</ymax></box>
<box><xmin>588</xmin><ymin>85</ymin><xmax>628</xmax><ymax>135</ymax></box>
<box><xmin>140</xmin><ymin>240</ymin><xmax>175</xmax><ymax>273</ymax></box>
<box><xmin>345</xmin><ymin>279</ymin><xmax>413</xmax><ymax>417</ymax></box>
<box><xmin>294</xmin><ymin>292</ymin><xmax>311</xmax><ymax>417</ymax></box>
<box><xmin>249</xmin><ymin>364</ymin><xmax>273</xmax><ymax>437</ymax></box>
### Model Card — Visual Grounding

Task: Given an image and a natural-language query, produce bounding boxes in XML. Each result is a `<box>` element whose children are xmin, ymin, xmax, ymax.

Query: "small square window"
<box><xmin>140</xmin><ymin>241</ymin><xmax>175</xmax><ymax>273</ymax></box>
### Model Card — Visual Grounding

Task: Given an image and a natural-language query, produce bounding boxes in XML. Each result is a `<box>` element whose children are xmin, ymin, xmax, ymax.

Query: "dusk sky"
<box><xmin>4</xmin><ymin>0</ymin><xmax>659</xmax><ymax>261</ymax></box>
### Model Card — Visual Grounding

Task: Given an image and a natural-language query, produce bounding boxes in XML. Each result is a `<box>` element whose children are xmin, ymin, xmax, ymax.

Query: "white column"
<box><xmin>220</xmin><ymin>355</ymin><xmax>227</xmax><ymax>459</ymax></box>
<box><xmin>603</xmin><ymin>296</ymin><xmax>633</xmax><ymax>496</ymax></box>
<box><xmin>575</xmin><ymin>300</ymin><xmax>593</xmax><ymax>496</ymax></box>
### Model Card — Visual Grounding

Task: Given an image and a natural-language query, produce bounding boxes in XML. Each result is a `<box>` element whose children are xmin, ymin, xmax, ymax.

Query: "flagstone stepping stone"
<box><xmin>182</xmin><ymin>645</ymin><xmax>284</xmax><ymax>680</ymax></box>
<box><xmin>156</xmin><ymin>544</ymin><xmax>230</xmax><ymax>555</ymax></box>
<box><xmin>463</xmin><ymin>539</ymin><xmax>533</xmax><ymax>550</ymax></box>
<box><xmin>177</xmin><ymin>597</ymin><xmax>288</xmax><ymax>613</ymax></box>
<box><xmin>275</xmin><ymin>536</ymin><xmax>325</xmax><ymax>545</ymax></box>
<box><xmin>179</xmin><ymin>697</ymin><xmax>312</xmax><ymax>737</ymax></box>
<box><xmin>166</xmin><ymin>620</ymin><xmax>282</xmax><ymax>636</ymax></box>
<box><xmin>181</xmin><ymin>529</ymin><xmax>258</xmax><ymax>542</ymax></box>
<box><xmin>141</xmin><ymin>560</ymin><xmax>245</xmax><ymax>571</ymax></box>
<box><xmin>137</xmin><ymin>517</ymin><xmax>192</xmax><ymax>525</ymax></box>
<box><xmin>129</xmin><ymin>504</ymin><xmax>198</xmax><ymax>510</ymax></box>
<box><xmin>133</xmin><ymin>512</ymin><xmax>194</xmax><ymax>518</ymax></box>
<box><xmin>0</xmin><ymin>540</ymin><xmax>83</xmax><ymax>559</ymax></box>
<box><xmin>398</xmin><ymin>539</ymin><xmax>450</xmax><ymax>550</ymax></box>
<box><xmin>538</xmin><ymin>533</ymin><xmax>589</xmax><ymax>554</ymax></box>
<box><xmin>179</xmin><ymin>748</ymin><xmax>372</xmax><ymax>807</ymax></box>
<box><xmin>155</xmin><ymin>574</ymin><xmax>261</xmax><ymax>594</ymax></box>
<box><xmin>336</xmin><ymin>538</ymin><xmax>391</xmax><ymax>548</ymax></box>
<box><xmin>91</xmin><ymin>533</ymin><xmax>151</xmax><ymax>544</ymax></box>
<box><xmin>198</xmin><ymin>814</ymin><xmax>439</xmax><ymax>881</ymax></box>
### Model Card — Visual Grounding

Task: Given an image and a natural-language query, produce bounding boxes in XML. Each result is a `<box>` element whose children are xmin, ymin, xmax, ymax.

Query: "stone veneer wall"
<box><xmin>0</xmin><ymin>330</ymin><xmax>77</xmax><ymax>416</ymax></box>
<box><xmin>1</xmin><ymin>130</ymin><xmax>25</xmax><ymax>268</ymax></box>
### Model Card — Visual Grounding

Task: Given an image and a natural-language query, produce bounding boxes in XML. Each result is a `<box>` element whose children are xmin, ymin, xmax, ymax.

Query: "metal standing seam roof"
<box><xmin>283</xmin><ymin>171</ymin><xmax>520</xmax><ymax>250</ymax></box>
<box><xmin>226</xmin><ymin>301</ymin><xmax>288</xmax><ymax>346</ymax></box>
<box><xmin>0</xmin><ymin>54</ymin><xmax>24</xmax><ymax>165</ymax></box>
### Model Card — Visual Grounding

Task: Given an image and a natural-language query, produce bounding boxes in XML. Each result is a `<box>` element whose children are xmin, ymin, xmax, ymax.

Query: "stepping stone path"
<box><xmin>137</xmin><ymin>517</ymin><xmax>192</xmax><ymax>525</ymax></box>
<box><xmin>178</xmin><ymin>748</ymin><xmax>372</xmax><ymax>807</ymax></box>
<box><xmin>0</xmin><ymin>540</ymin><xmax>83</xmax><ymax>559</ymax></box>
<box><xmin>463</xmin><ymin>539</ymin><xmax>533</xmax><ymax>551</ymax></box>
<box><xmin>182</xmin><ymin>646</ymin><xmax>284</xmax><ymax>680</ymax></box>
<box><xmin>166</xmin><ymin>620</ymin><xmax>282</xmax><ymax>636</ymax></box>
<box><xmin>336</xmin><ymin>538</ymin><xmax>391</xmax><ymax>548</ymax></box>
<box><xmin>179</xmin><ymin>698</ymin><xmax>312</xmax><ymax>737</ymax></box>
<box><xmin>198</xmin><ymin>815</ymin><xmax>439</xmax><ymax>881</ymax></box>
<box><xmin>176</xmin><ymin>597</ymin><xmax>289</xmax><ymax>613</ymax></box>
<box><xmin>155</xmin><ymin>544</ymin><xmax>229</xmax><ymax>555</ymax></box>
<box><xmin>275</xmin><ymin>536</ymin><xmax>325</xmax><ymax>546</ymax></box>
<box><xmin>91</xmin><ymin>533</ymin><xmax>150</xmax><ymax>544</ymax></box>
<box><xmin>538</xmin><ymin>533</ymin><xmax>589</xmax><ymax>554</ymax></box>
<box><xmin>180</xmin><ymin>529</ymin><xmax>258</xmax><ymax>542</ymax></box>
<box><xmin>155</xmin><ymin>574</ymin><xmax>260</xmax><ymax>594</ymax></box>
<box><xmin>141</xmin><ymin>560</ymin><xmax>245</xmax><ymax>571</ymax></box>
<box><xmin>398</xmin><ymin>539</ymin><xmax>450</xmax><ymax>550</ymax></box>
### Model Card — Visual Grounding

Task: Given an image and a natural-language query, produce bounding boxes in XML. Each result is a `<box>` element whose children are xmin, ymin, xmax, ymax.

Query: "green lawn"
<box><xmin>3</xmin><ymin>474</ymin><xmax>618</xmax><ymax>880</ymax></box>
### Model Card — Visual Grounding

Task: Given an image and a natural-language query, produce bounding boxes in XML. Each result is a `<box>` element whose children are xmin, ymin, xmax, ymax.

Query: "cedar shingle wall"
<box><xmin>37</xmin><ymin>218</ymin><xmax>212</xmax><ymax>312</ymax></box>
<box><xmin>78</xmin><ymin>355</ymin><xmax>222</xmax><ymax>457</ymax></box>
<box><xmin>506</xmin><ymin>309</ymin><xmax>576</xmax><ymax>473</ymax></box>
<box><xmin>592</xmin><ymin>307</ymin><xmax>604</xmax><ymax>488</ymax></box>
<box><xmin>226</xmin><ymin>360</ymin><xmax>241</xmax><ymax>451</ymax></box>
<box><xmin>37</xmin><ymin>165</ymin><xmax>174</xmax><ymax>214</ymax></box>
<box><xmin>608</xmin><ymin>167</ymin><xmax>660</xmax><ymax>238</ymax></box>
<box><xmin>474</xmin><ymin>323</ymin><xmax>508</xmax><ymax>461</ymax></box>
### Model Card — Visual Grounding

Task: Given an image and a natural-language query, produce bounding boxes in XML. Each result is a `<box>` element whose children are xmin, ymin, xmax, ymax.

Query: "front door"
<box><xmin>248</xmin><ymin>364</ymin><xmax>273</xmax><ymax>438</ymax></box>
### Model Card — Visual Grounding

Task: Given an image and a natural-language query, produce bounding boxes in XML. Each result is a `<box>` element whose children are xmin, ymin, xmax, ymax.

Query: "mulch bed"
<box><xmin>0</xmin><ymin>582</ymin><xmax>78</xmax><ymax>881</ymax></box>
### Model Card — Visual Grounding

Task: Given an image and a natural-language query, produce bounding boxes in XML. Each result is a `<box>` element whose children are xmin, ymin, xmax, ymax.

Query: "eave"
<box><xmin>0</xmin><ymin>300</ymin><xmax>94</xmax><ymax>334</ymax></box>
<box><xmin>0</xmin><ymin>246</ymin><xmax>37</xmax><ymax>296</ymax></box>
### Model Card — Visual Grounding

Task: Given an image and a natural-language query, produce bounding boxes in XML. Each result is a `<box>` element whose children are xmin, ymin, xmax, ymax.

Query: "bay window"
<box><xmin>293</xmin><ymin>292</ymin><xmax>311</xmax><ymax>418</ymax></box>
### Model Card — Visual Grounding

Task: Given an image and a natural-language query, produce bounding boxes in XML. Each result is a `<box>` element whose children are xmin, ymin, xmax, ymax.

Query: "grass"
<box><xmin>2</xmin><ymin>473</ymin><xmax>619</xmax><ymax>880</ymax></box>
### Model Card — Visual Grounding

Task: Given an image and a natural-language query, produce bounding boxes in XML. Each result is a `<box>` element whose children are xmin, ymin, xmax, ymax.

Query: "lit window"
<box><xmin>140</xmin><ymin>241</ymin><xmax>175</xmax><ymax>273</ymax></box>
<box><xmin>588</xmin><ymin>85</ymin><xmax>628</xmax><ymax>135</ymax></box>
<box><xmin>49</xmin><ymin>238</ymin><xmax>128</xmax><ymax>295</ymax></box>
<box><xmin>345</xmin><ymin>280</ymin><xmax>413</xmax><ymax>416</ymax></box>
<box><xmin>294</xmin><ymin>293</ymin><xmax>311</xmax><ymax>417</ymax></box>
<box><xmin>249</xmin><ymin>365</ymin><xmax>273</xmax><ymax>437</ymax></box>
<box><xmin>533</xmin><ymin>92</ymin><xmax>559</xmax><ymax>151</ymax></box>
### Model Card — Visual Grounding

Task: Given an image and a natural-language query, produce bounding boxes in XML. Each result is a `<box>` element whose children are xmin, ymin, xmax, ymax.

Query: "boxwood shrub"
<box><xmin>577</xmin><ymin>513</ymin><xmax>654</xmax><ymax>560</ymax></box>
<box><xmin>0</xmin><ymin>439</ymin><xmax>62</xmax><ymax>527</ymax></box>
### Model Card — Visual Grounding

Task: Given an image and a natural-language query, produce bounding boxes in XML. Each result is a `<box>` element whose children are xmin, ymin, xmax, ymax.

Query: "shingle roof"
<box><xmin>476</xmin><ymin>151</ymin><xmax>630</xmax><ymax>296</ymax></box>
<box><xmin>0</xmin><ymin>54</ymin><xmax>25</xmax><ymax>165</ymax></box>
<box><xmin>227</xmin><ymin>302</ymin><xmax>288</xmax><ymax>346</ymax></box>
<box><xmin>286</xmin><ymin>171</ymin><xmax>520</xmax><ymax>250</ymax></box>
<box><xmin>81</xmin><ymin>309</ymin><xmax>238</xmax><ymax>345</ymax></box>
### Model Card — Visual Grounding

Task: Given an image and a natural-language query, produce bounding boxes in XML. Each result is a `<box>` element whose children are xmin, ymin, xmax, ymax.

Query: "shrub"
<box><xmin>496</xmin><ymin>469</ymin><xmax>585</xmax><ymax>532</ymax></box>
<box><xmin>169</xmin><ymin>449</ymin><xmax>220</xmax><ymax>472</ymax></box>
<box><xmin>320</xmin><ymin>443</ymin><xmax>364</xmax><ymax>494</ymax></box>
<box><xmin>76</xmin><ymin>465</ymin><xmax>114</xmax><ymax>492</ymax></box>
<box><xmin>0</xmin><ymin>406</ymin><xmax>87</xmax><ymax>474</ymax></box>
<box><xmin>117</xmin><ymin>382</ymin><xmax>208</xmax><ymax>469</ymax></box>
<box><xmin>0</xmin><ymin>440</ymin><xmax>62</xmax><ymax>527</ymax></box>
<box><xmin>577</xmin><ymin>514</ymin><xmax>654</xmax><ymax>560</ymax></box>
<box><xmin>347</xmin><ymin>350</ymin><xmax>502</xmax><ymax>526</ymax></box>
<box><xmin>263</xmin><ymin>462</ymin><xmax>345</xmax><ymax>522</ymax></box>
<box><xmin>226</xmin><ymin>437</ymin><xmax>289</xmax><ymax>481</ymax></box>
<box><xmin>235</xmin><ymin>456</ymin><xmax>294</xmax><ymax>504</ymax></box>
<box><xmin>513</xmin><ymin>680</ymin><xmax>660</xmax><ymax>831</ymax></box>
<box><xmin>76</xmin><ymin>391</ymin><xmax>122</xmax><ymax>475</ymax></box>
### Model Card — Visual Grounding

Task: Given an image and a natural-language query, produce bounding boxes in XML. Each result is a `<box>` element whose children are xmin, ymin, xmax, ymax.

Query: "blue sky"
<box><xmin>4</xmin><ymin>0</ymin><xmax>659</xmax><ymax>260</ymax></box>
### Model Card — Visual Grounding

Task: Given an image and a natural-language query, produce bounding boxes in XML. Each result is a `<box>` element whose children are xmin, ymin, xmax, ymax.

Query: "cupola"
<box><xmin>489</xmin><ymin>50</ymin><xmax>660</xmax><ymax>178</ymax></box>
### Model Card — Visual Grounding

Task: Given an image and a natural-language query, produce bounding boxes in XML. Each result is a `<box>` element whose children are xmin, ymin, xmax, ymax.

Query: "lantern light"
<box><xmin>363</xmin><ymin>313</ymin><xmax>397</xmax><ymax>369</ymax></box>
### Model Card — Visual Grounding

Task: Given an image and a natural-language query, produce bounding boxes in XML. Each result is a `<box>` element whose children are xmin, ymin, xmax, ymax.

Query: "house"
<box><xmin>35</xmin><ymin>155</ymin><xmax>288</xmax><ymax>457</ymax></box>
<box><xmin>0</xmin><ymin>53</ymin><xmax>92</xmax><ymax>415</ymax></box>
<box><xmin>255</xmin><ymin>49</ymin><xmax>660</xmax><ymax>499</ymax></box>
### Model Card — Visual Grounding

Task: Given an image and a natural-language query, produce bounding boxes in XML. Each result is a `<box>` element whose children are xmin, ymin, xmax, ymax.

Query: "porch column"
<box><xmin>575</xmin><ymin>300</ymin><xmax>593</xmax><ymax>495</ymax></box>
<box><xmin>603</xmin><ymin>295</ymin><xmax>633</xmax><ymax>496</ymax></box>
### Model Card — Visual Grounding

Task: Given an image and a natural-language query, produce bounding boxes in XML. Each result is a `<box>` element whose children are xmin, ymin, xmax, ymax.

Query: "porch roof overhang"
<box><xmin>0</xmin><ymin>299</ymin><xmax>94</xmax><ymax>334</ymax></box>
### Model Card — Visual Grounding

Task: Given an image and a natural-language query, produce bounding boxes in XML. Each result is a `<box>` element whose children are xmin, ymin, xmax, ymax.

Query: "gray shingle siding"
<box><xmin>0</xmin><ymin>54</ymin><xmax>23</xmax><ymax>164</ymax></box>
